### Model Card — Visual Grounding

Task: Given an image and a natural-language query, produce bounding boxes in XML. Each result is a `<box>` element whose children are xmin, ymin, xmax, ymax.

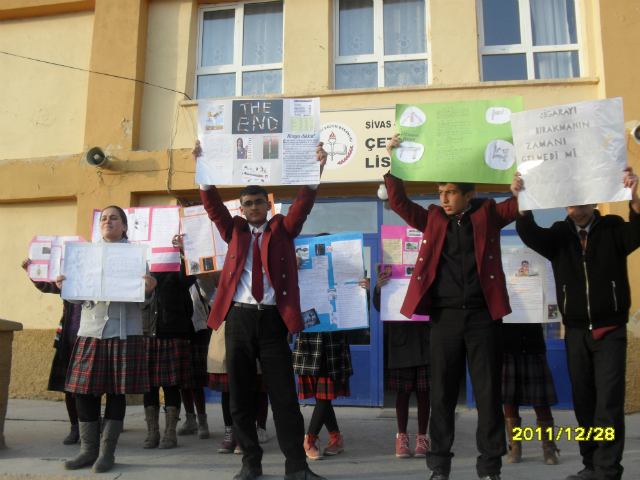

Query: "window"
<box><xmin>196</xmin><ymin>1</ymin><xmax>283</xmax><ymax>99</ymax></box>
<box><xmin>334</xmin><ymin>0</ymin><xmax>429</xmax><ymax>90</ymax></box>
<box><xmin>478</xmin><ymin>0</ymin><xmax>582</xmax><ymax>81</ymax></box>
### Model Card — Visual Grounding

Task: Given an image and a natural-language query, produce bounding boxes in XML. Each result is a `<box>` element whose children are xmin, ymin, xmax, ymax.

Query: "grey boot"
<box><xmin>143</xmin><ymin>406</ymin><xmax>160</xmax><ymax>448</ymax></box>
<box><xmin>197</xmin><ymin>414</ymin><xmax>210</xmax><ymax>439</ymax></box>
<box><xmin>63</xmin><ymin>423</ymin><xmax>80</xmax><ymax>445</ymax></box>
<box><xmin>63</xmin><ymin>421</ymin><xmax>100</xmax><ymax>470</ymax></box>
<box><xmin>177</xmin><ymin>412</ymin><xmax>198</xmax><ymax>436</ymax></box>
<box><xmin>158</xmin><ymin>406</ymin><xmax>180</xmax><ymax>449</ymax></box>
<box><xmin>92</xmin><ymin>419</ymin><xmax>123</xmax><ymax>473</ymax></box>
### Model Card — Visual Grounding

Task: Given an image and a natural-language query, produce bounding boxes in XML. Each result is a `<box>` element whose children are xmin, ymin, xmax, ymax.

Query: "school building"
<box><xmin>1</xmin><ymin>0</ymin><xmax>640</xmax><ymax>412</ymax></box>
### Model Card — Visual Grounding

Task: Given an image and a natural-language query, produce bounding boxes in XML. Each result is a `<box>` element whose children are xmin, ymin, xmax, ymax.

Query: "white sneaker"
<box><xmin>257</xmin><ymin>426</ymin><xmax>269</xmax><ymax>444</ymax></box>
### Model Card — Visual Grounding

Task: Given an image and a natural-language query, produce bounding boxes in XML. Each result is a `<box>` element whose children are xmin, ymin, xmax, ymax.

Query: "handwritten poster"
<box><xmin>512</xmin><ymin>97</ymin><xmax>631</xmax><ymax>210</ymax></box>
<box><xmin>379</xmin><ymin>226</ymin><xmax>429</xmax><ymax>321</ymax></box>
<box><xmin>28</xmin><ymin>235</ymin><xmax>87</xmax><ymax>282</ymax></box>
<box><xmin>179</xmin><ymin>196</ymin><xmax>276</xmax><ymax>276</ymax></box>
<box><xmin>295</xmin><ymin>232</ymin><xmax>369</xmax><ymax>332</ymax></box>
<box><xmin>196</xmin><ymin>98</ymin><xmax>321</xmax><ymax>186</ymax></box>
<box><xmin>91</xmin><ymin>206</ymin><xmax>181</xmax><ymax>272</ymax></box>
<box><xmin>391</xmin><ymin>97</ymin><xmax>524</xmax><ymax>184</ymax></box>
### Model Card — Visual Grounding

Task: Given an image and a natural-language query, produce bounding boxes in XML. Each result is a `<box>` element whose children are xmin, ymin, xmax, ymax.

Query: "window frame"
<box><xmin>195</xmin><ymin>0</ymin><xmax>285</xmax><ymax>99</ymax></box>
<box><xmin>332</xmin><ymin>0</ymin><xmax>431</xmax><ymax>89</ymax></box>
<box><xmin>476</xmin><ymin>0</ymin><xmax>584</xmax><ymax>81</ymax></box>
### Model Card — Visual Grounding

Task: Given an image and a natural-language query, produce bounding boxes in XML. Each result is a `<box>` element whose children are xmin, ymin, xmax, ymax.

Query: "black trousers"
<box><xmin>565</xmin><ymin>325</ymin><xmax>626</xmax><ymax>480</ymax></box>
<box><xmin>225</xmin><ymin>306</ymin><xmax>307</xmax><ymax>474</ymax></box>
<box><xmin>426</xmin><ymin>308</ymin><xmax>506</xmax><ymax>477</ymax></box>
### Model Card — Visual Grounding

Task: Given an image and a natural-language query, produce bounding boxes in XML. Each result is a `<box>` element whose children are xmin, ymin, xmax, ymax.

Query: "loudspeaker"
<box><xmin>86</xmin><ymin>147</ymin><xmax>110</xmax><ymax>168</ymax></box>
<box><xmin>632</xmin><ymin>124</ymin><xmax>640</xmax><ymax>146</ymax></box>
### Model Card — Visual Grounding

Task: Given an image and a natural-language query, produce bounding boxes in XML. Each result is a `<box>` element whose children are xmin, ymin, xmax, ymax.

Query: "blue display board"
<box><xmin>295</xmin><ymin>232</ymin><xmax>369</xmax><ymax>332</ymax></box>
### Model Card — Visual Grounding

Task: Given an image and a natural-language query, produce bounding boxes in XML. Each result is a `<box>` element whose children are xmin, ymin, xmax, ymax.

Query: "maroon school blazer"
<box><xmin>384</xmin><ymin>173</ymin><xmax>518</xmax><ymax>320</ymax></box>
<box><xmin>201</xmin><ymin>185</ymin><xmax>317</xmax><ymax>334</ymax></box>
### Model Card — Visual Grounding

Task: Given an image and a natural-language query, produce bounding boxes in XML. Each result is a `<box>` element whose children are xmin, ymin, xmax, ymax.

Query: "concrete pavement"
<box><xmin>1</xmin><ymin>399</ymin><xmax>639</xmax><ymax>479</ymax></box>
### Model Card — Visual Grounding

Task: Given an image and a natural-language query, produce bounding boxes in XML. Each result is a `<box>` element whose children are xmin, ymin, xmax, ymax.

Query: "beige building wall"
<box><xmin>0</xmin><ymin>11</ymin><xmax>94</xmax><ymax>160</ymax></box>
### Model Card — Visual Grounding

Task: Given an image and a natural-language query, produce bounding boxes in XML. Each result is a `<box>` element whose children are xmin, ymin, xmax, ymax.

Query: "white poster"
<box><xmin>196</xmin><ymin>98</ymin><xmax>321</xmax><ymax>186</ymax></box>
<box><xmin>512</xmin><ymin>98</ymin><xmax>631</xmax><ymax>210</ymax></box>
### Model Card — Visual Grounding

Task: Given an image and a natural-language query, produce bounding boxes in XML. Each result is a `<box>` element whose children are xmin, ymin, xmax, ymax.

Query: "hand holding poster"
<box><xmin>295</xmin><ymin>232</ymin><xmax>369</xmax><ymax>332</ymax></box>
<box><xmin>28</xmin><ymin>235</ymin><xmax>86</xmax><ymax>282</ymax></box>
<box><xmin>92</xmin><ymin>206</ymin><xmax>181</xmax><ymax>272</ymax></box>
<box><xmin>391</xmin><ymin>97</ymin><xmax>523</xmax><ymax>184</ymax></box>
<box><xmin>511</xmin><ymin>98</ymin><xmax>631</xmax><ymax>210</ymax></box>
<box><xmin>196</xmin><ymin>98</ymin><xmax>321</xmax><ymax>186</ymax></box>
<box><xmin>379</xmin><ymin>226</ymin><xmax>429</xmax><ymax>321</ymax></box>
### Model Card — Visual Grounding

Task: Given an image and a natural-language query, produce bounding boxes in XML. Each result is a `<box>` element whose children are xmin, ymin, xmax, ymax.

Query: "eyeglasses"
<box><xmin>242</xmin><ymin>199</ymin><xmax>268</xmax><ymax>208</ymax></box>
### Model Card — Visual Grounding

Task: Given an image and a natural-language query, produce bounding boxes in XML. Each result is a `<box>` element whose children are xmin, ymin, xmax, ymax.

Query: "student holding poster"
<box><xmin>385</xmin><ymin>136</ymin><xmax>519</xmax><ymax>480</ymax></box>
<box><xmin>21</xmin><ymin>258</ymin><xmax>82</xmax><ymax>446</ymax></box>
<box><xmin>372</xmin><ymin>264</ymin><xmax>431</xmax><ymax>460</ymax></box>
<box><xmin>56</xmin><ymin>206</ymin><xmax>157</xmax><ymax>474</ymax></box>
<box><xmin>513</xmin><ymin>168</ymin><xmax>640</xmax><ymax>480</ymax></box>
<box><xmin>193</xmin><ymin>141</ymin><xmax>328</xmax><ymax>480</ymax></box>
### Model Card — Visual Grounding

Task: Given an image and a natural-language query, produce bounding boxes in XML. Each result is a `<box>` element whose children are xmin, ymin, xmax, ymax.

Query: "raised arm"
<box><xmin>283</xmin><ymin>185</ymin><xmax>318</xmax><ymax>238</ymax></box>
<box><xmin>21</xmin><ymin>259</ymin><xmax>61</xmax><ymax>294</ymax></box>
<box><xmin>613</xmin><ymin>167</ymin><xmax>640</xmax><ymax>255</ymax></box>
<box><xmin>384</xmin><ymin>172</ymin><xmax>429</xmax><ymax>232</ymax></box>
<box><xmin>494</xmin><ymin>196</ymin><xmax>519</xmax><ymax>229</ymax></box>
<box><xmin>515</xmin><ymin>212</ymin><xmax>561</xmax><ymax>261</ymax></box>
<box><xmin>200</xmin><ymin>185</ymin><xmax>235</xmax><ymax>243</ymax></box>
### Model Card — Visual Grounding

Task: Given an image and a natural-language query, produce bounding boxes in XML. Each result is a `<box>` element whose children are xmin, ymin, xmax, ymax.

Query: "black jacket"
<box><xmin>431</xmin><ymin>199</ymin><xmax>486</xmax><ymax>309</ymax></box>
<box><xmin>142</xmin><ymin>260</ymin><xmax>196</xmax><ymax>338</ymax></box>
<box><xmin>374</xmin><ymin>287</ymin><xmax>430</xmax><ymax>369</ymax></box>
<box><xmin>515</xmin><ymin>206</ymin><xmax>640</xmax><ymax>329</ymax></box>
<box><xmin>502</xmin><ymin>323</ymin><xmax>546</xmax><ymax>355</ymax></box>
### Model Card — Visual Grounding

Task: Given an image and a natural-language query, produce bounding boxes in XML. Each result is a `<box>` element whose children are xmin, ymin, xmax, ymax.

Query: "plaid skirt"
<box><xmin>297</xmin><ymin>375</ymin><xmax>351</xmax><ymax>400</ymax></box>
<box><xmin>182</xmin><ymin>344</ymin><xmax>209</xmax><ymax>389</ymax></box>
<box><xmin>48</xmin><ymin>337</ymin><xmax>77</xmax><ymax>392</ymax></box>
<box><xmin>146</xmin><ymin>337</ymin><xmax>190</xmax><ymax>388</ymax></box>
<box><xmin>502</xmin><ymin>353</ymin><xmax>558</xmax><ymax>406</ymax></box>
<box><xmin>209</xmin><ymin>373</ymin><xmax>267</xmax><ymax>393</ymax></box>
<box><xmin>65</xmin><ymin>336</ymin><xmax>149</xmax><ymax>395</ymax></box>
<box><xmin>386</xmin><ymin>365</ymin><xmax>431</xmax><ymax>393</ymax></box>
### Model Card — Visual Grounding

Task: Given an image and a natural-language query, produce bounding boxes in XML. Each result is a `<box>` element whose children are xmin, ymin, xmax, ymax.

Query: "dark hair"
<box><xmin>316</xmin><ymin>233</ymin><xmax>330</xmax><ymax>237</ymax></box>
<box><xmin>437</xmin><ymin>182</ymin><xmax>475</xmax><ymax>195</ymax></box>
<box><xmin>100</xmin><ymin>205</ymin><xmax>128</xmax><ymax>239</ymax></box>
<box><xmin>239</xmin><ymin>185</ymin><xmax>269</xmax><ymax>204</ymax></box>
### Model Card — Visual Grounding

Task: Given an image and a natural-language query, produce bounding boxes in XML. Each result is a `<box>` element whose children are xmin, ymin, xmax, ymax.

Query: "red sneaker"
<box><xmin>218</xmin><ymin>426</ymin><xmax>236</xmax><ymax>454</ymax></box>
<box><xmin>323</xmin><ymin>431</ymin><xmax>344</xmax><ymax>456</ymax></box>
<box><xmin>414</xmin><ymin>434</ymin><xmax>429</xmax><ymax>458</ymax></box>
<box><xmin>396</xmin><ymin>433</ymin><xmax>411</xmax><ymax>458</ymax></box>
<box><xmin>304</xmin><ymin>434</ymin><xmax>323</xmax><ymax>460</ymax></box>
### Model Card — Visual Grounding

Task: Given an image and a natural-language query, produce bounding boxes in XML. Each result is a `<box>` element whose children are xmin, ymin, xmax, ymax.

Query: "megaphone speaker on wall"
<box><xmin>86</xmin><ymin>147</ymin><xmax>110</xmax><ymax>168</ymax></box>
<box><xmin>632</xmin><ymin>124</ymin><xmax>640</xmax><ymax>146</ymax></box>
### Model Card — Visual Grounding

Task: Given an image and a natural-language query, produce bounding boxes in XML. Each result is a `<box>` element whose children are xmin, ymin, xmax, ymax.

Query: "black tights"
<box><xmin>180</xmin><ymin>388</ymin><xmax>207</xmax><ymax>415</ymax></box>
<box><xmin>504</xmin><ymin>404</ymin><xmax>553</xmax><ymax>422</ymax></box>
<box><xmin>307</xmin><ymin>399</ymin><xmax>339</xmax><ymax>436</ymax></box>
<box><xmin>396</xmin><ymin>391</ymin><xmax>431</xmax><ymax>435</ymax></box>
<box><xmin>143</xmin><ymin>386</ymin><xmax>182</xmax><ymax>409</ymax></box>
<box><xmin>75</xmin><ymin>393</ymin><xmax>126</xmax><ymax>422</ymax></box>
<box><xmin>221</xmin><ymin>391</ymin><xmax>268</xmax><ymax>428</ymax></box>
<box><xmin>65</xmin><ymin>392</ymin><xmax>79</xmax><ymax>425</ymax></box>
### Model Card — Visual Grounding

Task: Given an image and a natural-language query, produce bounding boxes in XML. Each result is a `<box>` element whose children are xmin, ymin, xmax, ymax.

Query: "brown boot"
<box><xmin>537</xmin><ymin>418</ymin><xmax>560</xmax><ymax>465</ymax></box>
<box><xmin>158</xmin><ymin>406</ymin><xmax>180</xmax><ymax>449</ymax></box>
<box><xmin>505</xmin><ymin>417</ymin><xmax>522</xmax><ymax>463</ymax></box>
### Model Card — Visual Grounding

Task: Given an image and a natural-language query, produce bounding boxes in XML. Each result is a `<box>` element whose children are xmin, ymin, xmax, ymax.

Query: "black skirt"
<box><xmin>502</xmin><ymin>353</ymin><xmax>558</xmax><ymax>406</ymax></box>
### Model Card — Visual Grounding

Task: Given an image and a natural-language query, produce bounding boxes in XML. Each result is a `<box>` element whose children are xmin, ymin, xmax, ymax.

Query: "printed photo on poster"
<box><xmin>188</xmin><ymin>259</ymin><xmax>201</xmax><ymax>274</ymax></box>
<box><xmin>405</xmin><ymin>266</ymin><xmax>414</xmax><ymax>276</ymax></box>
<box><xmin>296</xmin><ymin>245</ymin><xmax>310</xmax><ymax>259</ymax></box>
<box><xmin>514</xmin><ymin>258</ymin><xmax>539</xmax><ymax>277</ymax></box>
<box><xmin>232</xmin><ymin>100</ymin><xmax>283</xmax><ymax>134</ymax></box>
<box><xmin>263</xmin><ymin>137</ymin><xmax>279</xmax><ymax>159</ymax></box>
<box><xmin>206</xmin><ymin>105</ymin><xmax>224</xmax><ymax>131</ymax></box>
<box><xmin>548</xmin><ymin>304</ymin><xmax>558</xmax><ymax>319</ymax></box>
<box><xmin>202</xmin><ymin>257</ymin><xmax>214</xmax><ymax>271</ymax></box>
<box><xmin>405</xmin><ymin>241</ymin><xmax>418</xmax><ymax>251</ymax></box>
<box><xmin>315</xmin><ymin>244</ymin><xmax>326</xmax><ymax>256</ymax></box>
<box><xmin>236</xmin><ymin>137</ymin><xmax>253</xmax><ymax>160</ymax></box>
<box><xmin>241</xmin><ymin>163</ymin><xmax>270</xmax><ymax>183</ymax></box>
<box><xmin>302</xmin><ymin>309</ymin><xmax>321</xmax><ymax>330</ymax></box>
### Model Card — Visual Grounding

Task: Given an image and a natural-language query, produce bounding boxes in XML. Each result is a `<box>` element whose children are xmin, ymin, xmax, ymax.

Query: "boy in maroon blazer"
<box><xmin>386</xmin><ymin>135</ymin><xmax>520</xmax><ymax>480</ymax></box>
<box><xmin>193</xmin><ymin>141</ymin><xmax>327</xmax><ymax>480</ymax></box>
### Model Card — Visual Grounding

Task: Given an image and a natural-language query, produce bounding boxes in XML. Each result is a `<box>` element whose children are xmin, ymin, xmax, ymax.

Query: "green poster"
<box><xmin>391</xmin><ymin>97</ymin><xmax>524</xmax><ymax>184</ymax></box>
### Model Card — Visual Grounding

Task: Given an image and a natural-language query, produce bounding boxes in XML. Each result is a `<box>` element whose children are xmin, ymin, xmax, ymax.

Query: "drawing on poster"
<box><xmin>236</xmin><ymin>137</ymin><xmax>253</xmax><ymax>160</ymax></box>
<box><xmin>399</xmin><ymin>106</ymin><xmax>426</xmax><ymax>127</ymax></box>
<box><xmin>396</xmin><ymin>142</ymin><xmax>424</xmax><ymax>163</ymax></box>
<box><xmin>206</xmin><ymin>105</ymin><xmax>224</xmax><ymax>130</ymax></box>
<box><xmin>296</xmin><ymin>246</ymin><xmax>310</xmax><ymax>259</ymax></box>
<box><xmin>514</xmin><ymin>258</ymin><xmax>539</xmax><ymax>277</ymax></box>
<box><xmin>302</xmin><ymin>309</ymin><xmax>321</xmax><ymax>329</ymax></box>
<box><xmin>486</xmin><ymin>107</ymin><xmax>512</xmax><ymax>125</ymax></box>
<box><xmin>405</xmin><ymin>266</ymin><xmax>414</xmax><ymax>276</ymax></box>
<box><xmin>263</xmin><ymin>137</ymin><xmax>279</xmax><ymax>159</ymax></box>
<box><xmin>485</xmin><ymin>140</ymin><xmax>516</xmax><ymax>170</ymax></box>
<box><xmin>241</xmin><ymin>163</ymin><xmax>270</xmax><ymax>183</ymax></box>
<box><xmin>405</xmin><ymin>241</ymin><xmax>418</xmax><ymax>251</ymax></box>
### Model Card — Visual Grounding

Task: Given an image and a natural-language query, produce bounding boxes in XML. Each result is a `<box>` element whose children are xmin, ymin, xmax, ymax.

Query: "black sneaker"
<box><xmin>565</xmin><ymin>469</ymin><xmax>597</xmax><ymax>480</ymax></box>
